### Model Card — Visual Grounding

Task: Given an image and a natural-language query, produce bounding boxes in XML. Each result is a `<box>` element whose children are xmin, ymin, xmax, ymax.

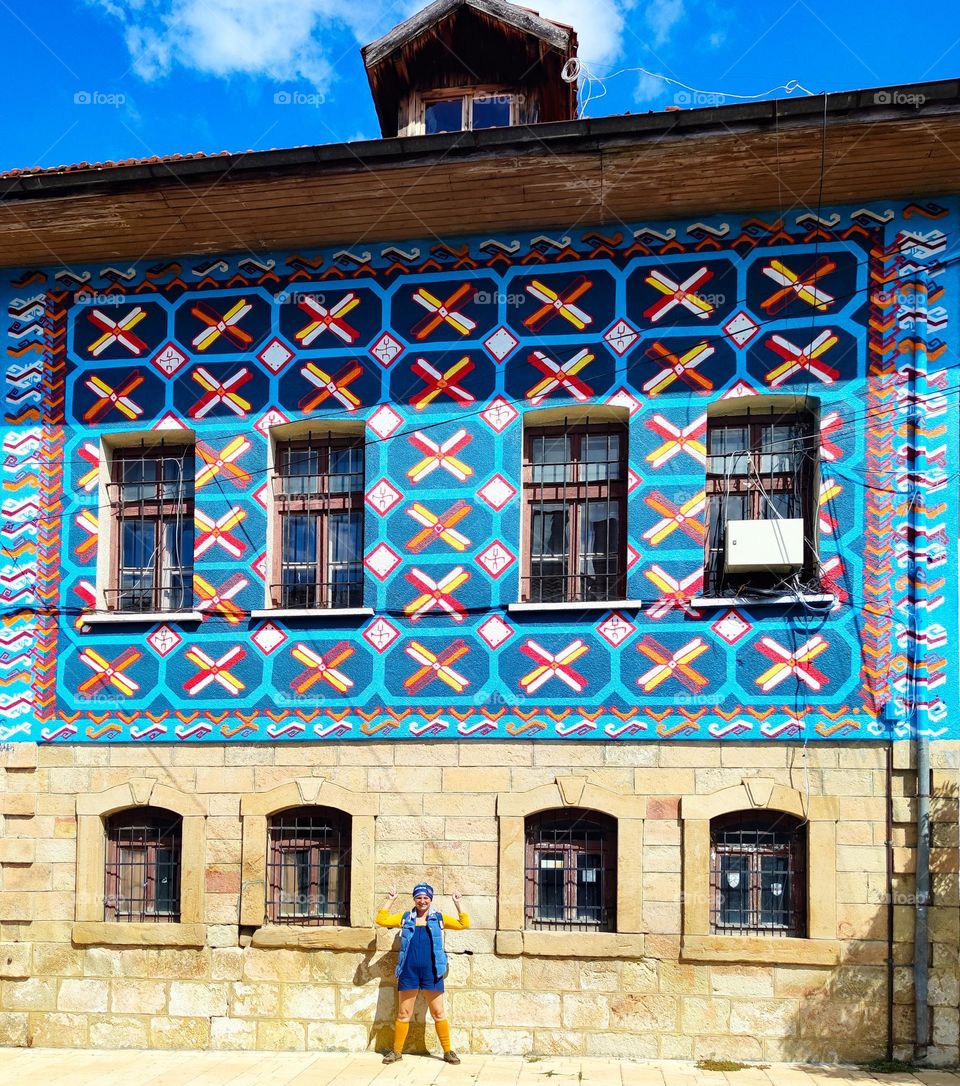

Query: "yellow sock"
<box><xmin>392</xmin><ymin>1020</ymin><xmax>409</xmax><ymax>1053</ymax></box>
<box><xmin>435</xmin><ymin>1018</ymin><xmax>452</xmax><ymax>1052</ymax></box>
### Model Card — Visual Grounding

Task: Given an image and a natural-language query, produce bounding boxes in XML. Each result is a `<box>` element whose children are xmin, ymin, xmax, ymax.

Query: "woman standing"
<box><xmin>375</xmin><ymin>883</ymin><xmax>469</xmax><ymax>1065</ymax></box>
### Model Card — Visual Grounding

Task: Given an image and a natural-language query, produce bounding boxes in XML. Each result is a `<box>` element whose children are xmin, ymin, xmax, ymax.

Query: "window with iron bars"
<box><xmin>272</xmin><ymin>437</ymin><xmax>364</xmax><ymax>609</ymax></box>
<box><xmin>104</xmin><ymin>808</ymin><xmax>182</xmax><ymax>922</ymax></box>
<box><xmin>267</xmin><ymin>806</ymin><xmax>351</xmax><ymax>925</ymax></box>
<box><xmin>108</xmin><ymin>444</ymin><xmax>194</xmax><ymax>612</ymax></box>
<box><xmin>704</xmin><ymin>406</ymin><xmax>818</xmax><ymax>597</ymax></box>
<box><xmin>710</xmin><ymin>811</ymin><xmax>806</xmax><ymax>937</ymax></box>
<box><xmin>524</xmin><ymin>809</ymin><xmax>616</xmax><ymax>932</ymax></box>
<box><xmin>522</xmin><ymin>423</ymin><xmax>626</xmax><ymax>604</ymax></box>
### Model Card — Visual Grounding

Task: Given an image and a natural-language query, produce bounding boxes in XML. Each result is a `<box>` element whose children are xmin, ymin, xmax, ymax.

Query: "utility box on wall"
<box><xmin>725</xmin><ymin>518</ymin><xmax>805</xmax><ymax>572</ymax></box>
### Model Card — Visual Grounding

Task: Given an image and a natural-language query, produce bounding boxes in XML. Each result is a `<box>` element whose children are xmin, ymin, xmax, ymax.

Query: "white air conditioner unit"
<box><xmin>725</xmin><ymin>518</ymin><xmax>805</xmax><ymax>573</ymax></box>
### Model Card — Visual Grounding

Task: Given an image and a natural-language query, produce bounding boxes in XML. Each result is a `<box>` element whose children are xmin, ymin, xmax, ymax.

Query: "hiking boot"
<box><xmin>443</xmin><ymin>1050</ymin><xmax>461</xmax><ymax>1064</ymax></box>
<box><xmin>382</xmin><ymin>1050</ymin><xmax>403</xmax><ymax>1064</ymax></box>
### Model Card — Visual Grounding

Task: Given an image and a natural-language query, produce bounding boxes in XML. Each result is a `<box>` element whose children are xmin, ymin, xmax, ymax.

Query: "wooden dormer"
<box><xmin>361</xmin><ymin>0</ymin><xmax>578</xmax><ymax>138</ymax></box>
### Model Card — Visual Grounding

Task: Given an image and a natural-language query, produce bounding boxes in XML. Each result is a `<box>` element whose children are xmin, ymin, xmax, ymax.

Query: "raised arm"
<box><xmin>443</xmin><ymin>891</ymin><xmax>470</xmax><ymax>929</ymax></box>
<box><xmin>375</xmin><ymin>888</ymin><xmax>403</xmax><ymax>927</ymax></box>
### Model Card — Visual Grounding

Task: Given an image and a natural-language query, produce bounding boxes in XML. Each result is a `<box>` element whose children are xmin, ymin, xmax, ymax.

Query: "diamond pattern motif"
<box><xmin>604</xmin><ymin>319</ymin><xmax>640</xmax><ymax>355</ymax></box>
<box><xmin>723</xmin><ymin>311</ymin><xmax>760</xmax><ymax>347</ymax></box>
<box><xmin>366</xmin><ymin>479</ymin><xmax>402</xmax><ymax>515</ymax></box>
<box><xmin>370</xmin><ymin>332</ymin><xmax>404</xmax><ymax>367</ymax></box>
<box><xmin>362</xmin><ymin>616</ymin><xmax>401</xmax><ymax>653</ymax></box>
<box><xmin>364</xmin><ymin>543</ymin><xmax>401</xmax><ymax>580</ymax></box>
<box><xmin>596</xmin><ymin>612</ymin><xmax>636</xmax><ymax>648</ymax></box>
<box><xmin>477</xmin><ymin>614</ymin><xmax>514</xmax><ymax>649</ymax></box>
<box><xmin>477</xmin><ymin>474</ymin><xmax>517</xmax><ymax>511</ymax></box>
<box><xmin>257</xmin><ymin>337</ymin><xmax>295</xmax><ymax>374</ymax></box>
<box><xmin>150</xmin><ymin>342</ymin><xmax>188</xmax><ymax>377</ymax></box>
<box><xmin>480</xmin><ymin>397</ymin><xmax>519</xmax><ymax>433</ymax></box>
<box><xmin>712</xmin><ymin>609</ymin><xmax>752</xmax><ymax>645</ymax></box>
<box><xmin>476</xmin><ymin>540</ymin><xmax>516</xmax><ymax>579</ymax></box>
<box><xmin>367</xmin><ymin>404</ymin><xmax>404</xmax><ymax>439</ymax></box>
<box><xmin>146</xmin><ymin>624</ymin><xmax>182</xmax><ymax>658</ymax></box>
<box><xmin>251</xmin><ymin>622</ymin><xmax>288</xmax><ymax>655</ymax></box>
<box><xmin>483</xmin><ymin>326</ymin><xmax>519</xmax><ymax>362</ymax></box>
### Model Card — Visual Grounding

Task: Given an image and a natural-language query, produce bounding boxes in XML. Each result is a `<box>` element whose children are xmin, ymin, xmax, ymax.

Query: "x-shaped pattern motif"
<box><xmin>291</xmin><ymin>641</ymin><xmax>354</xmax><ymax>695</ymax></box>
<box><xmin>410</xmin><ymin>356</ymin><xmax>476</xmax><ymax>410</ymax></box>
<box><xmin>195</xmin><ymin>507</ymin><xmax>247</xmax><ymax>558</ymax></box>
<box><xmin>526</xmin><ymin>348</ymin><xmax>594</xmax><ymax>405</ymax></box>
<box><xmin>643</xmin><ymin>491</ymin><xmax>706</xmax><ymax>545</ymax></box>
<box><xmin>407</xmin><ymin>430</ymin><xmax>472</xmax><ymax>483</ymax></box>
<box><xmin>78</xmin><ymin>647</ymin><xmax>141</xmax><ymax>697</ymax></box>
<box><xmin>411</xmin><ymin>284</ymin><xmax>477</xmax><ymax>339</ymax></box>
<box><xmin>190</xmin><ymin>367</ymin><xmax>253</xmax><ymax>419</ymax></box>
<box><xmin>520</xmin><ymin>639</ymin><xmax>589</xmax><ymax>694</ymax></box>
<box><xmin>404</xmin><ymin>566</ymin><xmax>470</xmax><ymax>621</ymax></box>
<box><xmin>765</xmin><ymin>330</ymin><xmax>840</xmax><ymax>387</ymax></box>
<box><xmin>87</xmin><ymin>307</ymin><xmax>148</xmax><ymax>356</ymax></box>
<box><xmin>643</xmin><ymin>267</ymin><xmax>714</xmax><ymax>322</ymax></box>
<box><xmin>636</xmin><ymin>635</ymin><xmax>710</xmax><ymax>693</ymax></box>
<box><xmin>299</xmin><ymin>360</ymin><xmax>363</xmax><ymax>412</ymax></box>
<box><xmin>184</xmin><ymin>645</ymin><xmax>246</xmax><ymax>695</ymax></box>
<box><xmin>645</xmin><ymin>414</ymin><xmax>707</xmax><ymax>468</ymax></box>
<box><xmin>196</xmin><ymin>436</ymin><xmax>252</xmax><ymax>489</ymax></box>
<box><xmin>523</xmin><ymin>276</ymin><xmax>592</xmax><ymax>332</ymax></box>
<box><xmin>406</xmin><ymin>500</ymin><xmax>472</xmax><ymax>553</ymax></box>
<box><xmin>761</xmin><ymin>258</ymin><xmax>836</xmax><ymax>314</ymax></box>
<box><xmin>404</xmin><ymin>640</ymin><xmax>470</xmax><ymax>694</ymax></box>
<box><xmin>756</xmin><ymin>635</ymin><xmax>829</xmax><ymax>692</ymax></box>
<box><xmin>643</xmin><ymin>566</ymin><xmax>704</xmax><ymax>619</ymax></box>
<box><xmin>194</xmin><ymin>573</ymin><xmax>247</xmax><ymax>624</ymax></box>
<box><xmin>82</xmin><ymin>372</ymin><xmax>145</xmax><ymax>423</ymax></box>
<box><xmin>190</xmin><ymin>299</ymin><xmax>254</xmax><ymax>350</ymax></box>
<box><xmin>295</xmin><ymin>293</ymin><xmax>361</xmax><ymax>346</ymax></box>
<box><xmin>643</xmin><ymin>341</ymin><xmax>714</xmax><ymax>396</ymax></box>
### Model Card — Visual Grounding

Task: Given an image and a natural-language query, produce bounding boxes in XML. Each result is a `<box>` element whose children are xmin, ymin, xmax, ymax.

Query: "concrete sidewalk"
<box><xmin>0</xmin><ymin>1050</ymin><xmax>958</xmax><ymax>1086</ymax></box>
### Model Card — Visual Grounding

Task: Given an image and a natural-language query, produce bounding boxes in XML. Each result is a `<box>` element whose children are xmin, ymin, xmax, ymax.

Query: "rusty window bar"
<box><xmin>104</xmin><ymin>808</ymin><xmax>182</xmax><ymax>922</ymax></box>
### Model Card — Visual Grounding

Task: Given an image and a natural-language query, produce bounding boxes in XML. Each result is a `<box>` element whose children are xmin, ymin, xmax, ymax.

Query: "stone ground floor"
<box><xmin>1</xmin><ymin>1050</ymin><xmax>959</xmax><ymax>1086</ymax></box>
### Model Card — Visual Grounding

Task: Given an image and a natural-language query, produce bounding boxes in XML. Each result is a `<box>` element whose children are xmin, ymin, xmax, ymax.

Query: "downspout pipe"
<box><xmin>907</xmin><ymin>271</ymin><xmax>931</xmax><ymax>1059</ymax></box>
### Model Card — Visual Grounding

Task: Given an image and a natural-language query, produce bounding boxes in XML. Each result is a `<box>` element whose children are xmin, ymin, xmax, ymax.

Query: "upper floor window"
<box><xmin>267</xmin><ymin>806</ymin><xmax>351</xmax><ymax>925</ymax></box>
<box><xmin>105</xmin><ymin>807</ymin><xmax>182</xmax><ymax>922</ymax></box>
<box><xmin>704</xmin><ymin>400</ymin><xmax>818</xmax><ymax>597</ymax></box>
<box><xmin>272</xmin><ymin>436</ymin><xmax>364</xmax><ymax>610</ymax></box>
<box><xmin>522</xmin><ymin>423</ymin><xmax>626</xmax><ymax>604</ymax></box>
<box><xmin>423</xmin><ymin>90</ymin><xmax>514</xmax><ymax>134</ymax></box>
<box><xmin>108</xmin><ymin>444</ymin><xmax>194</xmax><ymax>613</ymax></box>
<box><xmin>525</xmin><ymin>809</ymin><xmax>616</xmax><ymax>932</ymax></box>
<box><xmin>710</xmin><ymin>810</ymin><xmax>806</xmax><ymax>937</ymax></box>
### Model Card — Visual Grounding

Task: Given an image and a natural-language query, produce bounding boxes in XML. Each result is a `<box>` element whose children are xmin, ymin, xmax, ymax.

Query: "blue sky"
<box><xmin>2</xmin><ymin>0</ymin><xmax>959</xmax><ymax>174</ymax></box>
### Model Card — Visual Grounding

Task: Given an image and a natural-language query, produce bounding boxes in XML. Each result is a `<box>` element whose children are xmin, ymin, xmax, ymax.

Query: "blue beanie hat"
<box><xmin>412</xmin><ymin>883</ymin><xmax>434</xmax><ymax>899</ymax></box>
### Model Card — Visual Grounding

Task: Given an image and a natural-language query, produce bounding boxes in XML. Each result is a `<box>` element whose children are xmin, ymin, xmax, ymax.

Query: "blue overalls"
<box><xmin>396</xmin><ymin>909</ymin><xmax>447</xmax><ymax>992</ymax></box>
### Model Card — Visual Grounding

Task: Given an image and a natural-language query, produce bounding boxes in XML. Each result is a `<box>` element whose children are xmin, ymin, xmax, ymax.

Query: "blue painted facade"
<box><xmin>0</xmin><ymin>200</ymin><xmax>955</xmax><ymax>744</ymax></box>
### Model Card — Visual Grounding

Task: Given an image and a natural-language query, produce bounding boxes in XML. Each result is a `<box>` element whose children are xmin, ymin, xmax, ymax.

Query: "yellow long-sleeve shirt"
<box><xmin>375</xmin><ymin>908</ymin><xmax>470</xmax><ymax>929</ymax></box>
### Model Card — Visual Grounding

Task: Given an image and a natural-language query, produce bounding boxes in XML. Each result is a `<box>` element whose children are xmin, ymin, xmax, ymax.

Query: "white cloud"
<box><xmin>645</xmin><ymin>0</ymin><xmax>685</xmax><ymax>48</ymax></box>
<box><xmin>95</xmin><ymin>0</ymin><xmax>642</xmax><ymax>90</ymax></box>
<box><xmin>94</xmin><ymin>0</ymin><xmax>396</xmax><ymax>88</ymax></box>
<box><xmin>633</xmin><ymin>70</ymin><xmax>666</xmax><ymax>104</ymax></box>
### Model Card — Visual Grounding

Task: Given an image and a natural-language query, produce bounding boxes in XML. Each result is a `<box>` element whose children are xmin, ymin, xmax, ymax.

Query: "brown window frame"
<box><xmin>104</xmin><ymin>807</ymin><xmax>182</xmax><ymax>923</ymax></box>
<box><xmin>266</xmin><ymin>806</ymin><xmax>351</xmax><ymax>926</ymax></box>
<box><xmin>709</xmin><ymin>810</ymin><xmax>806</xmax><ymax>938</ymax></box>
<box><xmin>107</xmin><ymin>443</ymin><xmax>194</xmax><ymax>613</ymax></box>
<box><xmin>524</xmin><ymin>809</ymin><xmax>617</xmax><ymax>932</ymax></box>
<box><xmin>704</xmin><ymin>408</ymin><xmax>818</xmax><ymax>597</ymax></box>
<box><xmin>521</xmin><ymin>422</ymin><xmax>627</xmax><ymax>604</ymax></box>
<box><xmin>271</xmin><ymin>435</ymin><xmax>364</xmax><ymax>610</ymax></box>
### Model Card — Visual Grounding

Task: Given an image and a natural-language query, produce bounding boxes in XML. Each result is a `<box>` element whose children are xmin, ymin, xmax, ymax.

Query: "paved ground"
<box><xmin>0</xmin><ymin>1050</ymin><xmax>958</xmax><ymax>1086</ymax></box>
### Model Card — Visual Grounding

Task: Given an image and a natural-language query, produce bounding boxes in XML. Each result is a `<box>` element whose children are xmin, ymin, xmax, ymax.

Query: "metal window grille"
<box><xmin>704</xmin><ymin>409</ymin><xmax>817</xmax><ymax>597</ymax></box>
<box><xmin>272</xmin><ymin>436</ymin><xmax>364</xmax><ymax>609</ymax></box>
<box><xmin>522</xmin><ymin>423</ymin><xmax>626</xmax><ymax>604</ymax></box>
<box><xmin>524</xmin><ymin>809</ymin><xmax>616</xmax><ymax>932</ymax></box>
<box><xmin>709</xmin><ymin>811</ymin><xmax>806</xmax><ymax>937</ymax></box>
<box><xmin>108</xmin><ymin>443</ymin><xmax>194</xmax><ymax>613</ymax></box>
<box><xmin>267</xmin><ymin>806</ymin><xmax>351</xmax><ymax>925</ymax></box>
<box><xmin>104</xmin><ymin>808</ymin><xmax>182</xmax><ymax>922</ymax></box>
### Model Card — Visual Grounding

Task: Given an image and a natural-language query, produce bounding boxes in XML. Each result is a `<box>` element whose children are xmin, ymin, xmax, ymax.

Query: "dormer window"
<box><xmin>423</xmin><ymin>91</ymin><xmax>515</xmax><ymax>134</ymax></box>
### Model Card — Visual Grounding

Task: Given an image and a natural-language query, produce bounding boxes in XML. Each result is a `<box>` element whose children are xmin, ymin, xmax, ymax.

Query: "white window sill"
<box><xmin>691</xmin><ymin>594</ymin><xmax>835</xmax><ymax>609</ymax></box>
<box><xmin>250</xmin><ymin>607</ymin><xmax>374</xmax><ymax>619</ymax></box>
<box><xmin>507</xmin><ymin>599</ymin><xmax>645</xmax><ymax>614</ymax></box>
<box><xmin>81</xmin><ymin>610</ymin><xmax>203</xmax><ymax>626</ymax></box>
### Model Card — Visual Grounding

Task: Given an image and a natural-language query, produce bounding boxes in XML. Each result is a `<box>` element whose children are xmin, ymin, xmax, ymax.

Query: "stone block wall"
<box><xmin>0</xmin><ymin>740</ymin><xmax>957</xmax><ymax>1064</ymax></box>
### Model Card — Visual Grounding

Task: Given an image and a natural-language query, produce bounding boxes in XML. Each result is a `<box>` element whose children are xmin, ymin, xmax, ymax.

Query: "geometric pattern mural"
<box><xmin>0</xmin><ymin>202</ymin><xmax>954</xmax><ymax>742</ymax></box>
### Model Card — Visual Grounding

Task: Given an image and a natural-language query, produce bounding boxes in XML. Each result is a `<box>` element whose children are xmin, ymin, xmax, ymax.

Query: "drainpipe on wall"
<box><xmin>907</xmin><ymin>272</ymin><xmax>931</xmax><ymax>1060</ymax></box>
